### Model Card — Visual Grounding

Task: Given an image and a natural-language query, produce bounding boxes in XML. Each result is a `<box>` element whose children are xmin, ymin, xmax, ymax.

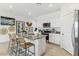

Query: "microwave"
<box><xmin>43</xmin><ymin>23</ymin><xmax>51</xmax><ymax>28</ymax></box>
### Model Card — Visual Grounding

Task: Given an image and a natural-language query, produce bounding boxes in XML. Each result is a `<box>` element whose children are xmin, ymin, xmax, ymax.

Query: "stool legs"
<box><xmin>28</xmin><ymin>48</ymin><xmax>29</xmax><ymax>55</ymax></box>
<box><xmin>25</xmin><ymin>48</ymin><xmax>27</xmax><ymax>56</ymax></box>
<box><xmin>16</xmin><ymin>43</ymin><xmax>35</xmax><ymax>56</ymax></box>
<box><xmin>34</xmin><ymin>45</ymin><xmax>35</xmax><ymax>56</ymax></box>
<box><xmin>24</xmin><ymin>45</ymin><xmax>35</xmax><ymax>56</ymax></box>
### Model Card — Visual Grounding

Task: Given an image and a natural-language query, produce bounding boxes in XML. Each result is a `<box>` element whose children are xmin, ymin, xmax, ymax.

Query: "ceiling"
<box><xmin>0</xmin><ymin>3</ymin><xmax>63</xmax><ymax>19</ymax></box>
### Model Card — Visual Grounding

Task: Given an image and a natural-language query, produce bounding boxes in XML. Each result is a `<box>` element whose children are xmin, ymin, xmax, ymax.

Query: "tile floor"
<box><xmin>0</xmin><ymin>42</ymin><xmax>72</xmax><ymax>56</ymax></box>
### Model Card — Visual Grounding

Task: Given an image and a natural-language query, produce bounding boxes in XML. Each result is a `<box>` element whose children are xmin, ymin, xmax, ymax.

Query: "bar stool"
<box><xmin>8</xmin><ymin>34</ymin><xmax>18</xmax><ymax>56</ymax></box>
<box><xmin>17</xmin><ymin>38</ymin><xmax>35</xmax><ymax>56</ymax></box>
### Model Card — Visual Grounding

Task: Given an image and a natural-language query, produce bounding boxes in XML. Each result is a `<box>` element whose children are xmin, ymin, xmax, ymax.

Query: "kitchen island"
<box><xmin>23</xmin><ymin>35</ymin><xmax>46</xmax><ymax>56</ymax></box>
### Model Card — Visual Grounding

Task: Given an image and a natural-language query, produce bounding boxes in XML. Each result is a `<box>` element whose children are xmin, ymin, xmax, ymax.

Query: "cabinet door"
<box><xmin>49</xmin><ymin>34</ymin><xmax>60</xmax><ymax>45</ymax></box>
<box><xmin>54</xmin><ymin>34</ymin><xmax>60</xmax><ymax>45</ymax></box>
<box><xmin>38</xmin><ymin>37</ymin><xmax>46</xmax><ymax>55</ymax></box>
<box><xmin>49</xmin><ymin>33</ymin><xmax>55</xmax><ymax>43</ymax></box>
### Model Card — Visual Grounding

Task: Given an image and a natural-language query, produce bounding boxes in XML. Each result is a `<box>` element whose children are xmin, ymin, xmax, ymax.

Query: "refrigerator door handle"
<box><xmin>71</xmin><ymin>24</ymin><xmax>75</xmax><ymax>48</ymax></box>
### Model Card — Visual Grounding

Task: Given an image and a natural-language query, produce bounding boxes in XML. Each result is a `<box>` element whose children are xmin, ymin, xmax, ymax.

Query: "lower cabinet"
<box><xmin>49</xmin><ymin>33</ymin><xmax>61</xmax><ymax>45</ymax></box>
<box><xmin>38</xmin><ymin>37</ymin><xmax>46</xmax><ymax>55</ymax></box>
<box><xmin>28</xmin><ymin>37</ymin><xmax>46</xmax><ymax>56</ymax></box>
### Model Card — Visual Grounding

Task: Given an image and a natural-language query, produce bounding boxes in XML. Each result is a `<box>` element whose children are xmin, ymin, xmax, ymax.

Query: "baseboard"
<box><xmin>62</xmin><ymin>47</ymin><xmax>72</xmax><ymax>56</ymax></box>
<box><xmin>48</xmin><ymin>42</ymin><xmax>60</xmax><ymax>46</ymax></box>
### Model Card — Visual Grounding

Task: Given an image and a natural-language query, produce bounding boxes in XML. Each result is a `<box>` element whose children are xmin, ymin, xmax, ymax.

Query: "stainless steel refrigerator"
<box><xmin>73</xmin><ymin>10</ymin><xmax>79</xmax><ymax>56</ymax></box>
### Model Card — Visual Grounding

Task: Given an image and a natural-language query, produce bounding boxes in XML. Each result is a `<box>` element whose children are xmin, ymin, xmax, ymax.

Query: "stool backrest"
<box><xmin>8</xmin><ymin>33</ymin><xmax>16</xmax><ymax>39</ymax></box>
<box><xmin>17</xmin><ymin>38</ymin><xmax>26</xmax><ymax>45</ymax></box>
<box><xmin>8</xmin><ymin>33</ymin><xmax>17</xmax><ymax>45</ymax></box>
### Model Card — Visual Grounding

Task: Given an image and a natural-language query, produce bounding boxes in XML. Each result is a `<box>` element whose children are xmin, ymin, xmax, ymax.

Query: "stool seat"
<box><xmin>20</xmin><ymin>42</ymin><xmax>34</xmax><ymax>48</ymax></box>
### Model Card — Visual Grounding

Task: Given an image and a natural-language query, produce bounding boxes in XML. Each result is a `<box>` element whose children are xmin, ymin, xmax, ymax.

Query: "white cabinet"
<box><xmin>49</xmin><ymin>33</ymin><xmax>60</xmax><ymax>45</ymax></box>
<box><xmin>28</xmin><ymin>37</ymin><xmax>46</xmax><ymax>56</ymax></box>
<box><xmin>49</xmin><ymin>33</ymin><xmax>55</xmax><ymax>43</ymax></box>
<box><xmin>38</xmin><ymin>37</ymin><xmax>46</xmax><ymax>55</ymax></box>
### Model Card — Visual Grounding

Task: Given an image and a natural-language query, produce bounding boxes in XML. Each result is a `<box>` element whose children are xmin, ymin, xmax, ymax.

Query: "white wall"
<box><xmin>60</xmin><ymin>4</ymin><xmax>78</xmax><ymax>55</ymax></box>
<box><xmin>60</xmin><ymin>12</ymin><xmax>74</xmax><ymax>55</ymax></box>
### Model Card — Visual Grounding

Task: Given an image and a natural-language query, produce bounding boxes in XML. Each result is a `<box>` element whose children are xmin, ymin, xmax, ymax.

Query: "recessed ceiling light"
<box><xmin>9</xmin><ymin>5</ymin><xmax>13</xmax><ymax>9</ymax></box>
<box><xmin>49</xmin><ymin>4</ymin><xmax>53</xmax><ymax>7</ymax></box>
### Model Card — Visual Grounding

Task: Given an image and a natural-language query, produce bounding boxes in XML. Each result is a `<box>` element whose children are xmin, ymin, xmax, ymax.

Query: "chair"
<box><xmin>8</xmin><ymin>33</ymin><xmax>18</xmax><ymax>56</ymax></box>
<box><xmin>17</xmin><ymin>37</ymin><xmax>35</xmax><ymax>56</ymax></box>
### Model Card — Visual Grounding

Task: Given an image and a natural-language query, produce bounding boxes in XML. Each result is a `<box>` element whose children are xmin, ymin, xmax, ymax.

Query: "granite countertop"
<box><xmin>24</xmin><ymin>35</ymin><xmax>46</xmax><ymax>40</ymax></box>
